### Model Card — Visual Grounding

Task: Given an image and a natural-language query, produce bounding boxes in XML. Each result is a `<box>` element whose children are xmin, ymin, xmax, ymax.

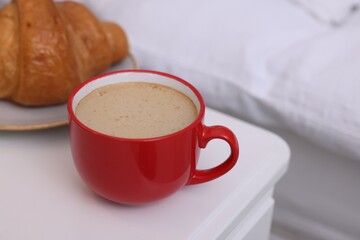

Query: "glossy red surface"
<box><xmin>68</xmin><ymin>70</ymin><xmax>239</xmax><ymax>204</ymax></box>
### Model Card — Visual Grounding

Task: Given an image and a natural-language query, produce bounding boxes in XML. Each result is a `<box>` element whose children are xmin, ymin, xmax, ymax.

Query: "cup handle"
<box><xmin>187</xmin><ymin>125</ymin><xmax>239</xmax><ymax>185</ymax></box>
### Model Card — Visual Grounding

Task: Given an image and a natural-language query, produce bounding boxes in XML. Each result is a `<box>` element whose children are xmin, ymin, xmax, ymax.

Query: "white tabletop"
<box><xmin>0</xmin><ymin>108</ymin><xmax>289</xmax><ymax>240</ymax></box>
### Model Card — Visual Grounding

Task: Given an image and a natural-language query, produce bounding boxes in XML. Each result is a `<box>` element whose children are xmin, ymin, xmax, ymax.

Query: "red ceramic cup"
<box><xmin>68</xmin><ymin>70</ymin><xmax>239</xmax><ymax>205</ymax></box>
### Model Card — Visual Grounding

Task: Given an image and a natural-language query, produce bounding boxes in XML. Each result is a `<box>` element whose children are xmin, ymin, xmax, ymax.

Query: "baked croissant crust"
<box><xmin>0</xmin><ymin>0</ymin><xmax>128</xmax><ymax>106</ymax></box>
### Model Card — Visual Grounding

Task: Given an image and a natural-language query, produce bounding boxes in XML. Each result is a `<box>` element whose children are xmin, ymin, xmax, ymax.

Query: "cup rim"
<box><xmin>67</xmin><ymin>69</ymin><xmax>206</xmax><ymax>142</ymax></box>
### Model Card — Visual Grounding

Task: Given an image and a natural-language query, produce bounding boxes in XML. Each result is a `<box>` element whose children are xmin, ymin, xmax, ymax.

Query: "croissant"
<box><xmin>0</xmin><ymin>0</ymin><xmax>128</xmax><ymax>106</ymax></box>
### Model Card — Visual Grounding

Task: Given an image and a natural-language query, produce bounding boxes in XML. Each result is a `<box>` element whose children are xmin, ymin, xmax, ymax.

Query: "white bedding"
<box><xmin>269</xmin><ymin>12</ymin><xmax>360</xmax><ymax>162</ymax></box>
<box><xmin>288</xmin><ymin>0</ymin><xmax>360</xmax><ymax>25</ymax></box>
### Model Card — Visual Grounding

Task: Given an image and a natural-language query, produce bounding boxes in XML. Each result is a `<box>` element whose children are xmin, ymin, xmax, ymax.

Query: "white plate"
<box><xmin>0</xmin><ymin>53</ymin><xmax>139</xmax><ymax>131</ymax></box>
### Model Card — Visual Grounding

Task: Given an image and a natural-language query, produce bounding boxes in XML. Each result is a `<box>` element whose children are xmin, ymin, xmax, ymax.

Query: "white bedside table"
<box><xmin>0</xmin><ymin>108</ymin><xmax>289</xmax><ymax>240</ymax></box>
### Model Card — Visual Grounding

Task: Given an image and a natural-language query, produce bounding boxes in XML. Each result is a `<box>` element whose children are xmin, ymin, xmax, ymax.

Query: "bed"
<box><xmin>2</xmin><ymin>0</ymin><xmax>359</xmax><ymax>239</ymax></box>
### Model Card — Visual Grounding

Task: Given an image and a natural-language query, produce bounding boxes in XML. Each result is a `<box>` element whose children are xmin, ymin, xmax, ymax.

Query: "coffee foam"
<box><xmin>75</xmin><ymin>82</ymin><xmax>198</xmax><ymax>139</ymax></box>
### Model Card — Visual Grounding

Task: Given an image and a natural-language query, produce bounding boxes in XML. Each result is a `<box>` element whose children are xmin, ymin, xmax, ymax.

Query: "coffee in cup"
<box><xmin>75</xmin><ymin>82</ymin><xmax>198</xmax><ymax>139</ymax></box>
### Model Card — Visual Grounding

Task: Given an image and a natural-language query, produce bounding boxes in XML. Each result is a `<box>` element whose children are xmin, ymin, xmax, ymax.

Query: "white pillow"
<box><xmin>289</xmin><ymin>0</ymin><xmax>360</xmax><ymax>25</ymax></box>
<box><xmin>269</xmin><ymin>12</ymin><xmax>360</xmax><ymax>160</ymax></box>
